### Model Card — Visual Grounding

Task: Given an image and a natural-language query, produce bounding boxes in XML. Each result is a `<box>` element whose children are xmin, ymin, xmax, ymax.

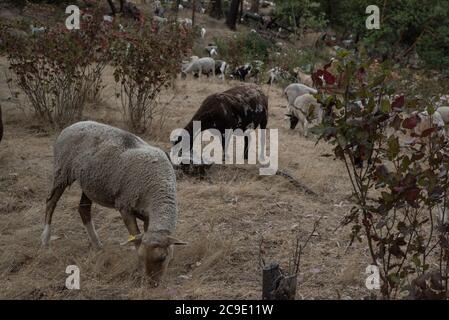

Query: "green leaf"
<box><xmin>380</xmin><ymin>99</ymin><xmax>391</xmax><ymax>113</ymax></box>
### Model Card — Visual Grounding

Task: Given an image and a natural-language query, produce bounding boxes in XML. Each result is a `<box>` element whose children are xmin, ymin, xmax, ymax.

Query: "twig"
<box><xmin>293</xmin><ymin>216</ymin><xmax>322</xmax><ymax>275</ymax></box>
<box><xmin>276</xmin><ymin>168</ymin><xmax>317</xmax><ymax>196</ymax></box>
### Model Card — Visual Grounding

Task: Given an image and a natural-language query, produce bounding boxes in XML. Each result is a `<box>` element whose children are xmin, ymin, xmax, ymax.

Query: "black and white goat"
<box><xmin>214</xmin><ymin>60</ymin><xmax>228</xmax><ymax>80</ymax></box>
<box><xmin>231</xmin><ymin>63</ymin><xmax>253</xmax><ymax>81</ymax></box>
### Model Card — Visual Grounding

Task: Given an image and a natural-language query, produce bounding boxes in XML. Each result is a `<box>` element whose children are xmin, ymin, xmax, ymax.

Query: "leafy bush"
<box><xmin>5</xmin><ymin>11</ymin><xmax>112</xmax><ymax>128</ymax></box>
<box><xmin>313</xmin><ymin>51</ymin><xmax>449</xmax><ymax>299</ymax></box>
<box><xmin>319</xmin><ymin>0</ymin><xmax>449</xmax><ymax>70</ymax></box>
<box><xmin>112</xmin><ymin>23</ymin><xmax>193</xmax><ymax>133</ymax></box>
<box><xmin>214</xmin><ymin>32</ymin><xmax>274</xmax><ymax>68</ymax></box>
<box><xmin>273</xmin><ymin>0</ymin><xmax>328</xmax><ymax>33</ymax></box>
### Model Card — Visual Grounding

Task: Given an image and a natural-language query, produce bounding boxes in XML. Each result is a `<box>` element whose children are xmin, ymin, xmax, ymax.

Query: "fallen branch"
<box><xmin>276</xmin><ymin>168</ymin><xmax>317</xmax><ymax>196</ymax></box>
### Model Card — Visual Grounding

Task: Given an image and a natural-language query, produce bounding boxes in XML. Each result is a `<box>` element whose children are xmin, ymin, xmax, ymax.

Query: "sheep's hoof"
<box><xmin>41</xmin><ymin>227</ymin><xmax>51</xmax><ymax>247</ymax></box>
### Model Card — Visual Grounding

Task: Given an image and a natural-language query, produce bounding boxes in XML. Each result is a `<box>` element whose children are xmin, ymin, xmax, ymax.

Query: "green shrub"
<box><xmin>112</xmin><ymin>23</ymin><xmax>194</xmax><ymax>133</ymax></box>
<box><xmin>213</xmin><ymin>32</ymin><xmax>274</xmax><ymax>68</ymax></box>
<box><xmin>5</xmin><ymin>11</ymin><xmax>111</xmax><ymax>128</ymax></box>
<box><xmin>313</xmin><ymin>51</ymin><xmax>449</xmax><ymax>299</ymax></box>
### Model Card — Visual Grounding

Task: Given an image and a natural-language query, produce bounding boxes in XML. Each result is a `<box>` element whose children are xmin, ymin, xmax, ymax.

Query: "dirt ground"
<box><xmin>0</xmin><ymin>52</ymin><xmax>378</xmax><ymax>299</ymax></box>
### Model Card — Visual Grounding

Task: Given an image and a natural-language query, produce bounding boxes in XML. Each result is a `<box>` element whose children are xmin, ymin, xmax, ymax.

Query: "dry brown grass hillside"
<box><xmin>0</xmin><ymin>53</ymin><xmax>376</xmax><ymax>299</ymax></box>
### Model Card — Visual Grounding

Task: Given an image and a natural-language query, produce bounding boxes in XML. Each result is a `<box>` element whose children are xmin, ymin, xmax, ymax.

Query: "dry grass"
<box><xmin>0</xmin><ymin>53</ymin><xmax>376</xmax><ymax>299</ymax></box>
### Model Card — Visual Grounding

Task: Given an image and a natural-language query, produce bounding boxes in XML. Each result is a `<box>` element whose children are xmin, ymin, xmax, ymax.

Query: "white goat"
<box><xmin>182</xmin><ymin>57</ymin><xmax>215</xmax><ymax>79</ymax></box>
<box><xmin>284</xmin><ymin>83</ymin><xmax>318</xmax><ymax>108</ymax></box>
<box><xmin>153</xmin><ymin>16</ymin><xmax>167</xmax><ymax>23</ymax></box>
<box><xmin>286</xmin><ymin>94</ymin><xmax>323</xmax><ymax>137</ymax></box>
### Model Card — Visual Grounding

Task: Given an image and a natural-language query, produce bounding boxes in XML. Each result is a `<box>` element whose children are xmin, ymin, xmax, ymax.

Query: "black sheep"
<box><xmin>173</xmin><ymin>84</ymin><xmax>268</xmax><ymax>160</ymax></box>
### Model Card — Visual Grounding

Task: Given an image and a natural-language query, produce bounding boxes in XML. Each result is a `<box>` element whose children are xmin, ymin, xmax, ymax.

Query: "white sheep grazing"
<box><xmin>286</xmin><ymin>94</ymin><xmax>323</xmax><ymax>137</ymax></box>
<box><xmin>436</xmin><ymin>106</ymin><xmax>449</xmax><ymax>125</ymax></box>
<box><xmin>403</xmin><ymin>110</ymin><xmax>446</xmax><ymax>145</ymax></box>
<box><xmin>103</xmin><ymin>15</ymin><xmax>114</xmax><ymax>23</ymax></box>
<box><xmin>284</xmin><ymin>83</ymin><xmax>318</xmax><ymax>108</ymax></box>
<box><xmin>153</xmin><ymin>16</ymin><xmax>167</xmax><ymax>23</ymax></box>
<box><xmin>30</xmin><ymin>24</ymin><xmax>45</xmax><ymax>35</ymax></box>
<box><xmin>437</xmin><ymin>95</ymin><xmax>449</xmax><ymax>107</ymax></box>
<box><xmin>177</xmin><ymin>18</ymin><xmax>192</xmax><ymax>27</ymax></box>
<box><xmin>41</xmin><ymin>121</ymin><xmax>186</xmax><ymax>280</ymax></box>
<box><xmin>415</xmin><ymin>110</ymin><xmax>445</xmax><ymax>137</ymax></box>
<box><xmin>293</xmin><ymin>67</ymin><xmax>314</xmax><ymax>87</ymax></box>
<box><xmin>181</xmin><ymin>57</ymin><xmax>215</xmax><ymax>79</ymax></box>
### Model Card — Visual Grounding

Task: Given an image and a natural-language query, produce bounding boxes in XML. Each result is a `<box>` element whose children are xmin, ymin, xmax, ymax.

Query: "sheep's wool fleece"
<box><xmin>53</xmin><ymin>121</ymin><xmax>177</xmax><ymax>233</ymax></box>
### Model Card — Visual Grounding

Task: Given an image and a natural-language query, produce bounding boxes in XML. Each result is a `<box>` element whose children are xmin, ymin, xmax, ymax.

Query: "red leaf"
<box><xmin>402</xmin><ymin>115</ymin><xmax>419</xmax><ymax>129</ymax></box>
<box><xmin>393</xmin><ymin>186</ymin><xmax>405</xmax><ymax>194</ymax></box>
<box><xmin>312</xmin><ymin>70</ymin><xmax>323</xmax><ymax>87</ymax></box>
<box><xmin>392</xmin><ymin>96</ymin><xmax>405</xmax><ymax>110</ymax></box>
<box><xmin>405</xmin><ymin>188</ymin><xmax>420</xmax><ymax>203</ymax></box>
<box><xmin>323</xmin><ymin>70</ymin><xmax>336</xmax><ymax>85</ymax></box>
<box><xmin>421</xmin><ymin>127</ymin><xmax>437</xmax><ymax>137</ymax></box>
<box><xmin>356</xmin><ymin>67</ymin><xmax>365</xmax><ymax>83</ymax></box>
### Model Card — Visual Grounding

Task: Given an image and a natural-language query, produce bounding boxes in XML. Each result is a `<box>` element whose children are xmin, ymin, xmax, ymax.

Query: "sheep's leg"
<box><xmin>143</xmin><ymin>217</ymin><xmax>149</xmax><ymax>232</ymax></box>
<box><xmin>120</xmin><ymin>210</ymin><xmax>141</xmax><ymax>247</ymax></box>
<box><xmin>303</xmin><ymin>118</ymin><xmax>309</xmax><ymax>137</ymax></box>
<box><xmin>259</xmin><ymin>120</ymin><xmax>267</xmax><ymax>162</ymax></box>
<box><xmin>295</xmin><ymin>113</ymin><xmax>306</xmax><ymax>136</ymax></box>
<box><xmin>244</xmin><ymin>134</ymin><xmax>251</xmax><ymax>160</ymax></box>
<box><xmin>41</xmin><ymin>183</ymin><xmax>67</xmax><ymax>247</ymax></box>
<box><xmin>78</xmin><ymin>192</ymin><xmax>102</xmax><ymax>249</ymax></box>
<box><xmin>223</xmin><ymin>132</ymin><xmax>232</xmax><ymax>163</ymax></box>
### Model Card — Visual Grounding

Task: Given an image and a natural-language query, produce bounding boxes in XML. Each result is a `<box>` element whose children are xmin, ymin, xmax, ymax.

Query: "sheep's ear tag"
<box><xmin>120</xmin><ymin>234</ymin><xmax>141</xmax><ymax>246</ymax></box>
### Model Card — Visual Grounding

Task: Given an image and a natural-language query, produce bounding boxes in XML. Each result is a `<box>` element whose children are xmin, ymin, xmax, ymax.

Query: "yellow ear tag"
<box><xmin>128</xmin><ymin>235</ymin><xmax>136</xmax><ymax>242</ymax></box>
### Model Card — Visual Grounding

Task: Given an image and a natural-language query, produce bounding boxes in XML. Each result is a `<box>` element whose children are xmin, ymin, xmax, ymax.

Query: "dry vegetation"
<box><xmin>0</xmin><ymin>54</ymin><xmax>377</xmax><ymax>299</ymax></box>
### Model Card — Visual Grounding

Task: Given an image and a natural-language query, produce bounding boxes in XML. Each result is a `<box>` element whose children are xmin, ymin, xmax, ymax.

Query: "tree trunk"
<box><xmin>172</xmin><ymin>0</ymin><xmax>181</xmax><ymax>12</ymax></box>
<box><xmin>107</xmin><ymin>0</ymin><xmax>117</xmax><ymax>14</ymax></box>
<box><xmin>192</xmin><ymin>0</ymin><xmax>196</xmax><ymax>26</ymax></box>
<box><xmin>262</xmin><ymin>263</ymin><xmax>297</xmax><ymax>300</ymax></box>
<box><xmin>238</xmin><ymin>0</ymin><xmax>244</xmax><ymax>23</ymax></box>
<box><xmin>209</xmin><ymin>0</ymin><xmax>223</xmax><ymax>19</ymax></box>
<box><xmin>250</xmin><ymin>0</ymin><xmax>259</xmax><ymax>13</ymax></box>
<box><xmin>226</xmin><ymin>0</ymin><xmax>240</xmax><ymax>30</ymax></box>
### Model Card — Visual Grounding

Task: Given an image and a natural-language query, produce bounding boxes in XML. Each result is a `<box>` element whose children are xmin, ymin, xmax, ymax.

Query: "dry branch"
<box><xmin>276</xmin><ymin>168</ymin><xmax>317</xmax><ymax>196</ymax></box>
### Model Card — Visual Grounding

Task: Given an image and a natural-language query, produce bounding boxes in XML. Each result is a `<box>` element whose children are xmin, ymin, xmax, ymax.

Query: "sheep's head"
<box><xmin>285</xmin><ymin>113</ymin><xmax>299</xmax><ymax>129</ymax></box>
<box><xmin>125</xmin><ymin>233</ymin><xmax>186</xmax><ymax>281</ymax></box>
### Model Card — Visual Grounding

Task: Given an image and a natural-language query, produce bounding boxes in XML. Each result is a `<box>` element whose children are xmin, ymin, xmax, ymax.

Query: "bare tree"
<box><xmin>226</xmin><ymin>0</ymin><xmax>241</xmax><ymax>30</ymax></box>
<box><xmin>192</xmin><ymin>0</ymin><xmax>196</xmax><ymax>26</ymax></box>
<box><xmin>172</xmin><ymin>0</ymin><xmax>181</xmax><ymax>12</ymax></box>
